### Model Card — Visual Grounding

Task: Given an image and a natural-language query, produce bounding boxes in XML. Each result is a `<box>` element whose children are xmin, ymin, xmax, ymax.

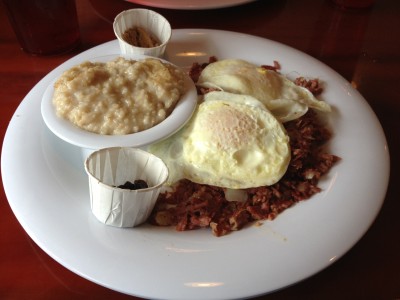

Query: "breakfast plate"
<box><xmin>125</xmin><ymin>0</ymin><xmax>257</xmax><ymax>10</ymax></box>
<box><xmin>1</xmin><ymin>29</ymin><xmax>389</xmax><ymax>300</ymax></box>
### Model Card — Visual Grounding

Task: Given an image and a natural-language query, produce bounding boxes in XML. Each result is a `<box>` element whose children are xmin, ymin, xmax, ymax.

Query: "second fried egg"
<box><xmin>197</xmin><ymin>59</ymin><xmax>331</xmax><ymax>122</ymax></box>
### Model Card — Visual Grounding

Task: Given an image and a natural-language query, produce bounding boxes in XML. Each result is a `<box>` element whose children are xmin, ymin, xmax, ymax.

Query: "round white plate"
<box><xmin>41</xmin><ymin>54</ymin><xmax>197</xmax><ymax>150</ymax></box>
<box><xmin>126</xmin><ymin>0</ymin><xmax>257</xmax><ymax>10</ymax></box>
<box><xmin>2</xmin><ymin>29</ymin><xmax>390</xmax><ymax>300</ymax></box>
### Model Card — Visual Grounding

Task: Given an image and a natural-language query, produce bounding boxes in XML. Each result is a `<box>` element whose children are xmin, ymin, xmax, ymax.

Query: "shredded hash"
<box><xmin>149</xmin><ymin>57</ymin><xmax>340</xmax><ymax>237</ymax></box>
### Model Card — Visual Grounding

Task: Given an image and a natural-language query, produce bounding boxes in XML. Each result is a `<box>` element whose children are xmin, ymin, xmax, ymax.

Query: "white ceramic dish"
<box><xmin>126</xmin><ymin>0</ymin><xmax>257</xmax><ymax>10</ymax></box>
<box><xmin>41</xmin><ymin>54</ymin><xmax>197</xmax><ymax>150</ymax></box>
<box><xmin>1</xmin><ymin>29</ymin><xmax>390</xmax><ymax>300</ymax></box>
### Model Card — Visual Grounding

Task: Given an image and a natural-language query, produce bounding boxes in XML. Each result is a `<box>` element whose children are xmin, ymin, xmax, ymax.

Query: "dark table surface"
<box><xmin>1</xmin><ymin>0</ymin><xmax>399</xmax><ymax>299</ymax></box>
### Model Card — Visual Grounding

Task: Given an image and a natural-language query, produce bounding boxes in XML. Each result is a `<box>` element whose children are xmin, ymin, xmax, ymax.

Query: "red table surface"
<box><xmin>1</xmin><ymin>0</ymin><xmax>399</xmax><ymax>299</ymax></box>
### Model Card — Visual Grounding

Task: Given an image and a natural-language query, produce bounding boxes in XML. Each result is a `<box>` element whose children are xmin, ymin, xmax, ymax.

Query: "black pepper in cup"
<box><xmin>117</xmin><ymin>180</ymin><xmax>149</xmax><ymax>190</ymax></box>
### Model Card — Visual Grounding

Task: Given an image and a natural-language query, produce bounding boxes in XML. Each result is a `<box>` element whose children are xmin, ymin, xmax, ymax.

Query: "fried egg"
<box><xmin>197</xmin><ymin>59</ymin><xmax>331</xmax><ymax>122</ymax></box>
<box><xmin>149</xmin><ymin>91</ymin><xmax>290</xmax><ymax>189</ymax></box>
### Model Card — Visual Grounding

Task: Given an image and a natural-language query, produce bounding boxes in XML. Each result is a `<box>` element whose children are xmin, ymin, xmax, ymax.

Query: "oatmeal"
<box><xmin>52</xmin><ymin>57</ymin><xmax>185</xmax><ymax>135</ymax></box>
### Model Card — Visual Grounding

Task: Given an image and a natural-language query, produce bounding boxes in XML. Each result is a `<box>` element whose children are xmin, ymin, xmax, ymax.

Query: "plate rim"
<box><xmin>125</xmin><ymin>0</ymin><xmax>258</xmax><ymax>10</ymax></box>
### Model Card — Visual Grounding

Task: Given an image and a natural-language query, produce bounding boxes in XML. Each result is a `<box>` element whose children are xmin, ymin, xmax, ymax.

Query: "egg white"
<box><xmin>149</xmin><ymin>91</ymin><xmax>290</xmax><ymax>189</ymax></box>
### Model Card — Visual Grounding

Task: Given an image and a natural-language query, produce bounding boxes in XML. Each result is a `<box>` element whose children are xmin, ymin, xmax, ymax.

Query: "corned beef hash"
<box><xmin>148</xmin><ymin>57</ymin><xmax>339</xmax><ymax>237</ymax></box>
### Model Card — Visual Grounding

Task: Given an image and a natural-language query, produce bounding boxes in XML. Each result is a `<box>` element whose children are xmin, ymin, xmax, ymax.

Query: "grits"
<box><xmin>52</xmin><ymin>57</ymin><xmax>185</xmax><ymax>135</ymax></box>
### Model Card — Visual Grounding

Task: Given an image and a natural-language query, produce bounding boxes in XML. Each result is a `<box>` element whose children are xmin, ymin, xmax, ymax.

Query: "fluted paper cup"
<box><xmin>113</xmin><ymin>8</ymin><xmax>171</xmax><ymax>57</ymax></box>
<box><xmin>84</xmin><ymin>147</ymin><xmax>168</xmax><ymax>227</ymax></box>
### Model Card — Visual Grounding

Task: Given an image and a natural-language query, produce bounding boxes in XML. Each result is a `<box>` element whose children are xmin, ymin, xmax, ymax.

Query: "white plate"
<box><xmin>126</xmin><ymin>0</ymin><xmax>257</xmax><ymax>10</ymax></box>
<box><xmin>41</xmin><ymin>54</ymin><xmax>197</xmax><ymax>150</ymax></box>
<box><xmin>1</xmin><ymin>29</ymin><xmax>390</xmax><ymax>300</ymax></box>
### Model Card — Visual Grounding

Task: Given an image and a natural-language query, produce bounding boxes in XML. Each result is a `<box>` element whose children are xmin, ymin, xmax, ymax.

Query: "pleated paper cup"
<box><xmin>84</xmin><ymin>147</ymin><xmax>168</xmax><ymax>228</ymax></box>
<box><xmin>113</xmin><ymin>8</ymin><xmax>171</xmax><ymax>57</ymax></box>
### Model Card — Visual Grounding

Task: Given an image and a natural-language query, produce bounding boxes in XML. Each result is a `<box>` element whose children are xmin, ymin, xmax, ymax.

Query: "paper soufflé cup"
<box><xmin>113</xmin><ymin>8</ymin><xmax>171</xmax><ymax>57</ymax></box>
<box><xmin>84</xmin><ymin>147</ymin><xmax>168</xmax><ymax>227</ymax></box>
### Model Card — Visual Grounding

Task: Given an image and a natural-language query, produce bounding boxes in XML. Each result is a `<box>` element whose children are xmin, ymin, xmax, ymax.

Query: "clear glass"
<box><xmin>2</xmin><ymin>0</ymin><xmax>80</xmax><ymax>55</ymax></box>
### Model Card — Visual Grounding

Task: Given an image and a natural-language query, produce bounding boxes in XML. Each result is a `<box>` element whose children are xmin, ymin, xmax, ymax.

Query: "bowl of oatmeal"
<box><xmin>41</xmin><ymin>54</ymin><xmax>198</xmax><ymax>155</ymax></box>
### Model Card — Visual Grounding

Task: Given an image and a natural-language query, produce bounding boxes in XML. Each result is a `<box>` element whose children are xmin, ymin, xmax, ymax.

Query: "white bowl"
<box><xmin>41</xmin><ymin>54</ymin><xmax>197</xmax><ymax>155</ymax></box>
